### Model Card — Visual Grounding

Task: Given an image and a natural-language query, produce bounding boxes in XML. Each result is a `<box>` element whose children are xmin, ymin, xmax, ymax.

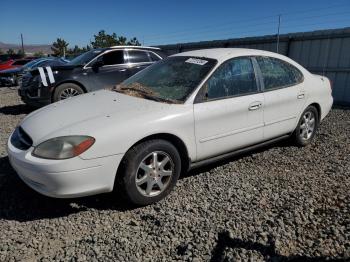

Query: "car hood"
<box><xmin>29</xmin><ymin>64</ymin><xmax>78</xmax><ymax>76</ymax></box>
<box><xmin>20</xmin><ymin>90</ymin><xmax>175</xmax><ymax>145</ymax></box>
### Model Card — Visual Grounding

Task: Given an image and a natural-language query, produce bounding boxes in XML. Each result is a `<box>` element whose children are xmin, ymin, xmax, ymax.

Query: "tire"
<box><xmin>292</xmin><ymin>105</ymin><xmax>319</xmax><ymax>147</ymax></box>
<box><xmin>116</xmin><ymin>139</ymin><xmax>181</xmax><ymax>206</ymax></box>
<box><xmin>53</xmin><ymin>83</ymin><xmax>84</xmax><ymax>102</ymax></box>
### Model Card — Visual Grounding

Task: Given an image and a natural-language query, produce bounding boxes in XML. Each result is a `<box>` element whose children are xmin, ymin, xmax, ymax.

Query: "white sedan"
<box><xmin>7</xmin><ymin>48</ymin><xmax>333</xmax><ymax>205</ymax></box>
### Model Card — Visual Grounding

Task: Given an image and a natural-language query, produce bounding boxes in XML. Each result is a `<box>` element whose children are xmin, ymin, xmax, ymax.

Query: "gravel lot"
<box><xmin>0</xmin><ymin>86</ymin><xmax>349</xmax><ymax>261</ymax></box>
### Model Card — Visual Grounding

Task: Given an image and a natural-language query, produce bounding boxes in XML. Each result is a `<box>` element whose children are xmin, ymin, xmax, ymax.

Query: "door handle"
<box><xmin>297</xmin><ymin>93</ymin><xmax>305</xmax><ymax>99</ymax></box>
<box><xmin>248</xmin><ymin>102</ymin><xmax>262</xmax><ymax>111</ymax></box>
<box><xmin>119</xmin><ymin>69</ymin><xmax>127</xmax><ymax>72</ymax></box>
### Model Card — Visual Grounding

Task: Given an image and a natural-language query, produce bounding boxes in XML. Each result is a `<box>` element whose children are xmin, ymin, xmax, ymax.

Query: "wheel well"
<box><xmin>138</xmin><ymin>134</ymin><xmax>190</xmax><ymax>173</ymax></box>
<box><xmin>51</xmin><ymin>81</ymin><xmax>87</xmax><ymax>102</ymax></box>
<box><xmin>309</xmin><ymin>103</ymin><xmax>321</xmax><ymax>122</ymax></box>
<box><xmin>118</xmin><ymin>133</ymin><xmax>190</xmax><ymax>176</ymax></box>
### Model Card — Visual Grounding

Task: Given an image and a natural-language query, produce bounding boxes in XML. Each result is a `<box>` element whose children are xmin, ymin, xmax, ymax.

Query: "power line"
<box><xmin>143</xmin><ymin>2</ymin><xmax>350</xmax><ymax>41</ymax></box>
<box><xmin>145</xmin><ymin>19</ymin><xmax>277</xmax><ymax>41</ymax></box>
<box><xmin>147</xmin><ymin>17</ymin><xmax>350</xmax><ymax>46</ymax></box>
<box><xmin>145</xmin><ymin>9</ymin><xmax>350</xmax><ymax>45</ymax></box>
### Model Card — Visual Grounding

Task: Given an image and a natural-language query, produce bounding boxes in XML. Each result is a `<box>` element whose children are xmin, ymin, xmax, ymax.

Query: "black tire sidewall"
<box><xmin>53</xmin><ymin>83</ymin><xmax>84</xmax><ymax>102</ymax></box>
<box><xmin>119</xmin><ymin>140</ymin><xmax>181</xmax><ymax>206</ymax></box>
<box><xmin>294</xmin><ymin>106</ymin><xmax>319</xmax><ymax>146</ymax></box>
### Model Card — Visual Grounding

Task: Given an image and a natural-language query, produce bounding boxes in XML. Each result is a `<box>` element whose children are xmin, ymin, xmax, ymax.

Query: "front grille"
<box><xmin>11</xmin><ymin>126</ymin><xmax>33</xmax><ymax>150</ymax></box>
<box><xmin>20</xmin><ymin>74</ymin><xmax>32</xmax><ymax>88</ymax></box>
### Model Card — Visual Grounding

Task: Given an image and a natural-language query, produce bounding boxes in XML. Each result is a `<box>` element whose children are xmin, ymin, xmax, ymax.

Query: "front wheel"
<box><xmin>53</xmin><ymin>83</ymin><xmax>84</xmax><ymax>102</ymax></box>
<box><xmin>293</xmin><ymin>106</ymin><xmax>319</xmax><ymax>146</ymax></box>
<box><xmin>116</xmin><ymin>139</ymin><xmax>181</xmax><ymax>206</ymax></box>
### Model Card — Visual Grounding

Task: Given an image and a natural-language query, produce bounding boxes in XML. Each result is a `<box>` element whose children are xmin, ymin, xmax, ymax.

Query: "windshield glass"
<box><xmin>67</xmin><ymin>49</ymin><xmax>103</xmax><ymax>66</ymax></box>
<box><xmin>23</xmin><ymin>59</ymin><xmax>50</xmax><ymax>69</ymax></box>
<box><xmin>23</xmin><ymin>59</ymin><xmax>40</xmax><ymax>69</ymax></box>
<box><xmin>114</xmin><ymin>56</ymin><xmax>217</xmax><ymax>103</ymax></box>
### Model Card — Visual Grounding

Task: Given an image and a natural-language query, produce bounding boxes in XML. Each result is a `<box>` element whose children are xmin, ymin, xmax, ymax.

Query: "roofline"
<box><xmin>109</xmin><ymin>45</ymin><xmax>160</xmax><ymax>50</ymax></box>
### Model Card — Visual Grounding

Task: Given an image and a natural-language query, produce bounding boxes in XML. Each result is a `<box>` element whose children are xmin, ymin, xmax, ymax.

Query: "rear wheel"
<box><xmin>53</xmin><ymin>83</ymin><xmax>84</xmax><ymax>102</ymax></box>
<box><xmin>116</xmin><ymin>139</ymin><xmax>181</xmax><ymax>206</ymax></box>
<box><xmin>293</xmin><ymin>106</ymin><xmax>319</xmax><ymax>146</ymax></box>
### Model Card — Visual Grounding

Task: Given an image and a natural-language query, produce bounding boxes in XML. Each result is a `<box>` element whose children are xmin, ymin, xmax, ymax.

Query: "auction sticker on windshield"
<box><xmin>185</xmin><ymin>58</ymin><xmax>208</xmax><ymax>65</ymax></box>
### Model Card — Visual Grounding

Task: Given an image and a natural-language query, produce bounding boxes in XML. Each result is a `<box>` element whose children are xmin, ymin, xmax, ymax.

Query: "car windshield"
<box><xmin>114</xmin><ymin>56</ymin><xmax>217</xmax><ymax>103</ymax></box>
<box><xmin>23</xmin><ymin>59</ymin><xmax>49</xmax><ymax>69</ymax></box>
<box><xmin>67</xmin><ymin>49</ymin><xmax>103</xmax><ymax>66</ymax></box>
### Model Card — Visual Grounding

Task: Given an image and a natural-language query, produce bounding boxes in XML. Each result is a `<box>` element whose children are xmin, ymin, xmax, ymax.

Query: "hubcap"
<box><xmin>299</xmin><ymin>111</ymin><xmax>316</xmax><ymax>140</ymax></box>
<box><xmin>135</xmin><ymin>151</ymin><xmax>174</xmax><ymax>197</ymax></box>
<box><xmin>59</xmin><ymin>88</ymin><xmax>80</xmax><ymax>100</ymax></box>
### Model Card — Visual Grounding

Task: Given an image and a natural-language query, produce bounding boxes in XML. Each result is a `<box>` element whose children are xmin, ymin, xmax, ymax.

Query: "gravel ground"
<box><xmin>0</xmin><ymin>86</ymin><xmax>349</xmax><ymax>261</ymax></box>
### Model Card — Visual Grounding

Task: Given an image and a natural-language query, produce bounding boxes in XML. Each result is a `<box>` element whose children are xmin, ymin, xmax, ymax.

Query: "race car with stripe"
<box><xmin>18</xmin><ymin>46</ymin><xmax>166</xmax><ymax>107</ymax></box>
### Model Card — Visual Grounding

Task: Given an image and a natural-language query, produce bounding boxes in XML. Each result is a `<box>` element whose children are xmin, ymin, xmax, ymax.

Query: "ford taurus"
<box><xmin>7</xmin><ymin>48</ymin><xmax>333</xmax><ymax>205</ymax></box>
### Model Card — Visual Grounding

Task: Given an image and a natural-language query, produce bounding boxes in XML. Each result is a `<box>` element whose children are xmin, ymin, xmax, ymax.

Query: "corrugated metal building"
<box><xmin>158</xmin><ymin>27</ymin><xmax>350</xmax><ymax>106</ymax></box>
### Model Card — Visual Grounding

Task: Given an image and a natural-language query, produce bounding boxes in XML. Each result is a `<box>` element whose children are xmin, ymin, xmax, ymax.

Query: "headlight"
<box><xmin>32</xmin><ymin>136</ymin><xmax>95</xmax><ymax>159</ymax></box>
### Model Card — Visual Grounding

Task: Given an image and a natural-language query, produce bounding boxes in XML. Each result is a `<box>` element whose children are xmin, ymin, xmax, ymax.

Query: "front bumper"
<box><xmin>7</xmin><ymin>135</ymin><xmax>123</xmax><ymax>198</ymax></box>
<box><xmin>18</xmin><ymin>87</ymin><xmax>51</xmax><ymax>107</ymax></box>
<box><xmin>19</xmin><ymin>74</ymin><xmax>52</xmax><ymax>106</ymax></box>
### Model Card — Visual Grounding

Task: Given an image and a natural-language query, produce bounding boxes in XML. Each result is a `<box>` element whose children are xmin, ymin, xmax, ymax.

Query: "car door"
<box><xmin>193</xmin><ymin>57</ymin><xmax>264</xmax><ymax>161</ymax></box>
<box><xmin>255</xmin><ymin>56</ymin><xmax>306</xmax><ymax>140</ymax></box>
<box><xmin>125</xmin><ymin>50</ymin><xmax>154</xmax><ymax>76</ymax></box>
<box><xmin>88</xmin><ymin>50</ymin><xmax>128</xmax><ymax>90</ymax></box>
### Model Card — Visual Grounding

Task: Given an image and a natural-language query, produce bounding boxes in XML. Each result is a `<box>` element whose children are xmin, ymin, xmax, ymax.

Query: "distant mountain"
<box><xmin>0</xmin><ymin>41</ymin><xmax>52</xmax><ymax>54</ymax></box>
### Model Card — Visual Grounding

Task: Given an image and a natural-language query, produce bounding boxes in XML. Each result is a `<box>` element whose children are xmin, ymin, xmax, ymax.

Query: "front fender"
<box><xmin>77</xmin><ymin>105</ymin><xmax>196</xmax><ymax>161</ymax></box>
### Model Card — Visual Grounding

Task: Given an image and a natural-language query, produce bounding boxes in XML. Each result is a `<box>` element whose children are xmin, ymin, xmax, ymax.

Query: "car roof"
<box><xmin>171</xmin><ymin>48</ymin><xmax>289</xmax><ymax>63</ymax></box>
<box><xmin>108</xmin><ymin>45</ymin><xmax>160</xmax><ymax>50</ymax></box>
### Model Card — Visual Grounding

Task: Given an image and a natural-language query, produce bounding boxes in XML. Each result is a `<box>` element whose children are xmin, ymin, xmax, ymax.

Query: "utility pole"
<box><xmin>20</xmin><ymin>33</ymin><xmax>24</xmax><ymax>56</ymax></box>
<box><xmin>276</xmin><ymin>14</ymin><xmax>281</xmax><ymax>53</ymax></box>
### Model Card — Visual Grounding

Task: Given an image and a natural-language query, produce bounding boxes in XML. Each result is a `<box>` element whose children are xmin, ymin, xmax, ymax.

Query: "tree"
<box><xmin>17</xmin><ymin>49</ymin><xmax>25</xmax><ymax>58</ymax></box>
<box><xmin>7</xmin><ymin>48</ymin><xmax>15</xmax><ymax>55</ymax></box>
<box><xmin>33</xmin><ymin>51</ymin><xmax>45</xmax><ymax>57</ymax></box>
<box><xmin>51</xmin><ymin>38</ymin><xmax>69</xmax><ymax>57</ymax></box>
<box><xmin>0</xmin><ymin>49</ymin><xmax>3</xmax><ymax>55</ymax></box>
<box><xmin>91</xmin><ymin>30</ymin><xmax>141</xmax><ymax>48</ymax></box>
<box><xmin>117</xmin><ymin>36</ymin><xmax>127</xmax><ymax>45</ymax></box>
<box><xmin>127</xmin><ymin>37</ymin><xmax>141</xmax><ymax>46</ymax></box>
<box><xmin>91</xmin><ymin>30</ymin><xmax>118</xmax><ymax>48</ymax></box>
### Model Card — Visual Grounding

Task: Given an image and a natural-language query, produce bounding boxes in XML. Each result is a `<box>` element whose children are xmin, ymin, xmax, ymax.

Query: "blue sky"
<box><xmin>1</xmin><ymin>0</ymin><xmax>350</xmax><ymax>47</ymax></box>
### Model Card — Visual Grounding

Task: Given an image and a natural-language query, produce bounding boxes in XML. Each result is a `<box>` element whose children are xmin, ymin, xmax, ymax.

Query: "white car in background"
<box><xmin>7</xmin><ymin>48</ymin><xmax>333</xmax><ymax>206</ymax></box>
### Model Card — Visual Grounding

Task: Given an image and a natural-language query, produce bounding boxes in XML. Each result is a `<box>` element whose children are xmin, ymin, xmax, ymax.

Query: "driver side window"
<box><xmin>97</xmin><ymin>50</ymin><xmax>125</xmax><ymax>66</ymax></box>
<box><xmin>204</xmin><ymin>57</ymin><xmax>258</xmax><ymax>101</ymax></box>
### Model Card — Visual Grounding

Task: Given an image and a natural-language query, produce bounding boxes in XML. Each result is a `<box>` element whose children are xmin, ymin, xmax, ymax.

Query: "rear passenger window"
<box><xmin>205</xmin><ymin>57</ymin><xmax>258</xmax><ymax>100</ymax></box>
<box><xmin>256</xmin><ymin>57</ymin><xmax>303</xmax><ymax>90</ymax></box>
<box><xmin>128</xmin><ymin>51</ymin><xmax>151</xmax><ymax>63</ymax></box>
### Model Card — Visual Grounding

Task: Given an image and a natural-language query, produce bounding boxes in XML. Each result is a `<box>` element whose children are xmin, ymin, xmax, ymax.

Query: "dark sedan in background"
<box><xmin>0</xmin><ymin>58</ymin><xmax>68</xmax><ymax>86</ymax></box>
<box><xmin>19</xmin><ymin>46</ymin><xmax>166</xmax><ymax>107</ymax></box>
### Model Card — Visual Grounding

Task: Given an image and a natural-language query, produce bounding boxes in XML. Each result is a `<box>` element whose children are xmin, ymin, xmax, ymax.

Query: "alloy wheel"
<box><xmin>59</xmin><ymin>88</ymin><xmax>81</xmax><ymax>100</ymax></box>
<box><xmin>135</xmin><ymin>151</ymin><xmax>174</xmax><ymax>197</ymax></box>
<box><xmin>299</xmin><ymin>111</ymin><xmax>316</xmax><ymax>140</ymax></box>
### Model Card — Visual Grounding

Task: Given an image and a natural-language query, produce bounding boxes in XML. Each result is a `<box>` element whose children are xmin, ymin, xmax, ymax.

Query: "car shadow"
<box><xmin>0</xmin><ymin>104</ymin><xmax>35</xmax><ymax>115</ymax></box>
<box><xmin>183</xmin><ymin>138</ymin><xmax>292</xmax><ymax>179</ymax></box>
<box><xmin>209</xmin><ymin>230</ymin><xmax>345</xmax><ymax>261</ymax></box>
<box><xmin>0</xmin><ymin>156</ymin><xmax>133</xmax><ymax>222</ymax></box>
<box><xmin>0</xmin><ymin>139</ymin><xmax>293</xmax><ymax>222</ymax></box>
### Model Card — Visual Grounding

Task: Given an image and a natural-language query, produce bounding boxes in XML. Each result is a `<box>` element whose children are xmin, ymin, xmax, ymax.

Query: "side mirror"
<box><xmin>92</xmin><ymin>60</ymin><xmax>104</xmax><ymax>72</ymax></box>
